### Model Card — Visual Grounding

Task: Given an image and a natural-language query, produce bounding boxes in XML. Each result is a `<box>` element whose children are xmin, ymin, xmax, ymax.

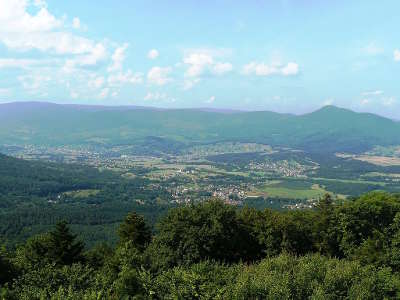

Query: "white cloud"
<box><xmin>88</xmin><ymin>76</ymin><xmax>105</xmax><ymax>89</ymax></box>
<box><xmin>0</xmin><ymin>0</ymin><xmax>62</xmax><ymax>34</ymax></box>
<box><xmin>281</xmin><ymin>62</ymin><xmax>299</xmax><ymax>76</ymax></box>
<box><xmin>183</xmin><ymin>78</ymin><xmax>200</xmax><ymax>90</ymax></box>
<box><xmin>182</xmin><ymin>49</ymin><xmax>232</xmax><ymax>78</ymax></box>
<box><xmin>108</xmin><ymin>43</ymin><xmax>128</xmax><ymax>72</ymax></box>
<box><xmin>144</xmin><ymin>92</ymin><xmax>167</xmax><ymax>101</ymax></box>
<box><xmin>206</xmin><ymin>96</ymin><xmax>216</xmax><ymax>104</ymax></box>
<box><xmin>147</xmin><ymin>66</ymin><xmax>172</xmax><ymax>85</ymax></box>
<box><xmin>72</xmin><ymin>17</ymin><xmax>81</xmax><ymax>29</ymax></box>
<box><xmin>0</xmin><ymin>0</ymin><xmax>108</xmax><ymax>70</ymax></box>
<box><xmin>183</xmin><ymin>52</ymin><xmax>213</xmax><ymax>77</ymax></box>
<box><xmin>394</xmin><ymin>49</ymin><xmax>400</xmax><ymax>62</ymax></box>
<box><xmin>362</xmin><ymin>90</ymin><xmax>384</xmax><ymax>96</ymax></box>
<box><xmin>144</xmin><ymin>92</ymin><xmax>176</xmax><ymax>103</ymax></box>
<box><xmin>63</xmin><ymin>42</ymin><xmax>107</xmax><ymax>72</ymax></box>
<box><xmin>108</xmin><ymin>70</ymin><xmax>143</xmax><ymax>87</ymax></box>
<box><xmin>0</xmin><ymin>88</ymin><xmax>11</xmax><ymax>96</ymax></box>
<box><xmin>383</xmin><ymin>97</ymin><xmax>396</xmax><ymax>107</ymax></box>
<box><xmin>99</xmin><ymin>88</ymin><xmax>109</xmax><ymax>99</ymax></box>
<box><xmin>70</xmin><ymin>91</ymin><xmax>79</xmax><ymax>99</ymax></box>
<box><xmin>0</xmin><ymin>58</ymin><xmax>40</xmax><ymax>69</ymax></box>
<box><xmin>212</xmin><ymin>62</ymin><xmax>233</xmax><ymax>75</ymax></box>
<box><xmin>323</xmin><ymin>98</ymin><xmax>334</xmax><ymax>106</ymax></box>
<box><xmin>147</xmin><ymin>49</ymin><xmax>159</xmax><ymax>59</ymax></box>
<box><xmin>360</xmin><ymin>98</ymin><xmax>370</xmax><ymax>106</ymax></box>
<box><xmin>18</xmin><ymin>73</ymin><xmax>51</xmax><ymax>92</ymax></box>
<box><xmin>242</xmin><ymin>61</ymin><xmax>299</xmax><ymax>76</ymax></box>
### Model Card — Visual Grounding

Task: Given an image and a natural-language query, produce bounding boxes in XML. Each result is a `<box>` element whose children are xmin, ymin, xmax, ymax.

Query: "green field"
<box><xmin>249</xmin><ymin>182</ymin><xmax>327</xmax><ymax>199</ymax></box>
<box><xmin>63</xmin><ymin>189</ymin><xmax>100</xmax><ymax>198</ymax></box>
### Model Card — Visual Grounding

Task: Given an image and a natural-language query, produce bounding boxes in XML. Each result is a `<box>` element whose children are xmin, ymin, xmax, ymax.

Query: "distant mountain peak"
<box><xmin>312</xmin><ymin>105</ymin><xmax>353</xmax><ymax>114</ymax></box>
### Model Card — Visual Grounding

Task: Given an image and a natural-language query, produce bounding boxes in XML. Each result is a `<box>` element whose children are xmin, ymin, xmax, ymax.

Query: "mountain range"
<box><xmin>0</xmin><ymin>102</ymin><xmax>399</xmax><ymax>153</ymax></box>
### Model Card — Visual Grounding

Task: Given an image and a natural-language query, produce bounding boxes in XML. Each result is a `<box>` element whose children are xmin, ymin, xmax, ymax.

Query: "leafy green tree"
<box><xmin>117</xmin><ymin>212</ymin><xmax>152</xmax><ymax>251</ymax></box>
<box><xmin>0</xmin><ymin>246</ymin><xmax>15</xmax><ymax>286</ymax></box>
<box><xmin>314</xmin><ymin>194</ymin><xmax>341</xmax><ymax>256</ymax></box>
<box><xmin>147</xmin><ymin>200</ymin><xmax>250</xmax><ymax>270</ymax></box>
<box><xmin>47</xmin><ymin>221</ymin><xmax>84</xmax><ymax>265</ymax></box>
<box><xmin>16</xmin><ymin>222</ymin><xmax>84</xmax><ymax>268</ymax></box>
<box><xmin>84</xmin><ymin>242</ymin><xmax>113</xmax><ymax>270</ymax></box>
<box><xmin>337</xmin><ymin>192</ymin><xmax>400</xmax><ymax>257</ymax></box>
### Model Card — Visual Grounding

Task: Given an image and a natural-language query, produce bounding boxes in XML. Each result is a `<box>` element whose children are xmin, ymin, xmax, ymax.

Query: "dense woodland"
<box><xmin>2</xmin><ymin>192</ymin><xmax>400</xmax><ymax>298</ymax></box>
<box><xmin>0</xmin><ymin>154</ymin><xmax>174</xmax><ymax>247</ymax></box>
<box><xmin>3</xmin><ymin>152</ymin><xmax>400</xmax><ymax>298</ymax></box>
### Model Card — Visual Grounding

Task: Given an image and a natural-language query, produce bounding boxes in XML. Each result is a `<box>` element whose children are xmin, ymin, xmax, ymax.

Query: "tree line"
<box><xmin>2</xmin><ymin>191</ymin><xmax>400</xmax><ymax>298</ymax></box>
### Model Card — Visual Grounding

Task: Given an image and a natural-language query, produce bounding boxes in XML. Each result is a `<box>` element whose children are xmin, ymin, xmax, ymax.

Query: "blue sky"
<box><xmin>0</xmin><ymin>0</ymin><xmax>399</xmax><ymax>118</ymax></box>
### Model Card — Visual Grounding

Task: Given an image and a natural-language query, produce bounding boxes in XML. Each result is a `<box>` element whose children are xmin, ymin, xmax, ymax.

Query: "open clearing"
<box><xmin>248</xmin><ymin>183</ymin><xmax>327</xmax><ymax>199</ymax></box>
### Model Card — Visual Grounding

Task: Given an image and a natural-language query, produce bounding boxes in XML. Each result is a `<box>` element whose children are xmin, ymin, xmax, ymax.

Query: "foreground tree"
<box><xmin>47</xmin><ymin>221</ymin><xmax>84</xmax><ymax>265</ymax></box>
<box><xmin>117</xmin><ymin>212</ymin><xmax>152</xmax><ymax>251</ymax></box>
<box><xmin>146</xmin><ymin>199</ymin><xmax>257</xmax><ymax>270</ymax></box>
<box><xmin>16</xmin><ymin>221</ymin><xmax>84</xmax><ymax>268</ymax></box>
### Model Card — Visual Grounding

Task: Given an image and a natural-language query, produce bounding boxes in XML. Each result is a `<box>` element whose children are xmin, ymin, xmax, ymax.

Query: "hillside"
<box><xmin>1</xmin><ymin>102</ymin><xmax>399</xmax><ymax>153</ymax></box>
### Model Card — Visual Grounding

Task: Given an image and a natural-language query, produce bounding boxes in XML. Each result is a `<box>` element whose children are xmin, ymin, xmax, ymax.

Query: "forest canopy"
<box><xmin>2</xmin><ymin>192</ymin><xmax>400</xmax><ymax>299</ymax></box>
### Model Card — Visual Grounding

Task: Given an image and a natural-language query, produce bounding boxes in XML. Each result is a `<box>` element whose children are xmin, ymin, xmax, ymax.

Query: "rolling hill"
<box><xmin>0</xmin><ymin>102</ymin><xmax>399</xmax><ymax>153</ymax></box>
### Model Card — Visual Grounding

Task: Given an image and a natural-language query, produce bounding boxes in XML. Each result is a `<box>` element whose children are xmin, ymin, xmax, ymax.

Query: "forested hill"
<box><xmin>0</xmin><ymin>153</ymin><xmax>172</xmax><ymax>247</ymax></box>
<box><xmin>0</xmin><ymin>153</ymin><xmax>112</xmax><ymax>198</ymax></box>
<box><xmin>1</xmin><ymin>102</ymin><xmax>400</xmax><ymax>153</ymax></box>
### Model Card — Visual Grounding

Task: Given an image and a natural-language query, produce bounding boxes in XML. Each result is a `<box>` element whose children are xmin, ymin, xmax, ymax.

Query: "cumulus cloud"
<box><xmin>180</xmin><ymin>49</ymin><xmax>232</xmax><ymax>90</ymax></box>
<box><xmin>182</xmin><ymin>49</ymin><xmax>233</xmax><ymax>80</ymax></box>
<box><xmin>0</xmin><ymin>0</ymin><xmax>146</xmax><ymax>100</ymax></box>
<box><xmin>144</xmin><ymin>92</ymin><xmax>167</xmax><ymax>101</ymax></box>
<box><xmin>394</xmin><ymin>49</ymin><xmax>400</xmax><ymax>62</ymax></box>
<box><xmin>281</xmin><ymin>62</ymin><xmax>299</xmax><ymax>76</ymax></box>
<box><xmin>362</xmin><ymin>90</ymin><xmax>384</xmax><ymax>96</ymax></box>
<box><xmin>0</xmin><ymin>0</ymin><xmax>108</xmax><ymax>68</ymax></box>
<box><xmin>0</xmin><ymin>88</ymin><xmax>11</xmax><ymax>96</ymax></box>
<box><xmin>0</xmin><ymin>58</ymin><xmax>41</xmax><ymax>69</ymax></box>
<box><xmin>72</xmin><ymin>17</ymin><xmax>81</xmax><ymax>29</ymax></box>
<box><xmin>108</xmin><ymin>70</ymin><xmax>143</xmax><ymax>87</ymax></box>
<box><xmin>183</xmin><ymin>78</ymin><xmax>200</xmax><ymax>91</ymax></box>
<box><xmin>242</xmin><ymin>61</ymin><xmax>299</xmax><ymax>76</ymax></box>
<box><xmin>108</xmin><ymin>43</ymin><xmax>128</xmax><ymax>72</ymax></box>
<box><xmin>18</xmin><ymin>73</ymin><xmax>51</xmax><ymax>92</ymax></box>
<box><xmin>383</xmin><ymin>97</ymin><xmax>396</xmax><ymax>107</ymax></box>
<box><xmin>183</xmin><ymin>52</ymin><xmax>214</xmax><ymax>77</ymax></box>
<box><xmin>144</xmin><ymin>92</ymin><xmax>176</xmax><ymax>103</ymax></box>
<box><xmin>88</xmin><ymin>76</ymin><xmax>105</xmax><ymax>89</ymax></box>
<box><xmin>99</xmin><ymin>88</ymin><xmax>109</xmax><ymax>99</ymax></box>
<box><xmin>206</xmin><ymin>95</ymin><xmax>215</xmax><ymax>104</ymax></box>
<box><xmin>212</xmin><ymin>62</ymin><xmax>233</xmax><ymax>75</ymax></box>
<box><xmin>147</xmin><ymin>66</ymin><xmax>172</xmax><ymax>85</ymax></box>
<box><xmin>63</xmin><ymin>42</ymin><xmax>107</xmax><ymax>71</ymax></box>
<box><xmin>0</xmin><ymin>0</ymin><xmax>62</xmax><ymax>34</ymax></box>
<box><xmin>147</xmin><ymin>49</ymin><xmax>159</xmax><ymax>59</ymax></box>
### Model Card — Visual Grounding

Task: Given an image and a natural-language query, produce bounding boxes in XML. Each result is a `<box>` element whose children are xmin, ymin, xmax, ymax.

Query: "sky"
<box><xmin>0</xmin><ymin>0</ymin><xmax>399</xmax><ymax>118</ymax></box>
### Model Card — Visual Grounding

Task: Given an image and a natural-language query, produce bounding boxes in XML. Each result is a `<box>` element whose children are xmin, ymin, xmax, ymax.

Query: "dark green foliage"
<box><xmin>15</xmin><ymin>222</ymin><xmax>84</xmax><ymax>268</ymax></box>
<box><xmin>47</xmin><ymin>221</ymin><xmax>84</xmax><ymax>266</ymax></box>
<box><xmin>146</xmin><ymin>200</ymin><xmax>258</xmax><ymax>270</ymax></box>
<box><xmin>0</xmin><ymin>153</ymin><xmax>174</xmax><ymax>248</ymax></box>
<box><xmin>0</xmin><ymin>246</ymin><xmax>15</xmax><ymax>286</ymax></box>
<box><xmin>117</xmin><ymin>212</ymin><xmax>152</xmax><ymax>250</ymax></box>
<box><xmin>4</xmin><ymin>192</ymin><xmax>400</xmax><ymax>298</ymax></box>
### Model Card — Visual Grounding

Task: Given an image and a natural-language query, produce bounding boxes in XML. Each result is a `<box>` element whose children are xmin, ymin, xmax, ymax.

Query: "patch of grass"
<box><xmin>249</xmin><ymin>182</ymin><xmax>327</xmax><ymax>199</ymax></box>
<box><xmin>63</xmin><ymin>189</ymin><xmax>100</xmax><ymax>198</ymax></box>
